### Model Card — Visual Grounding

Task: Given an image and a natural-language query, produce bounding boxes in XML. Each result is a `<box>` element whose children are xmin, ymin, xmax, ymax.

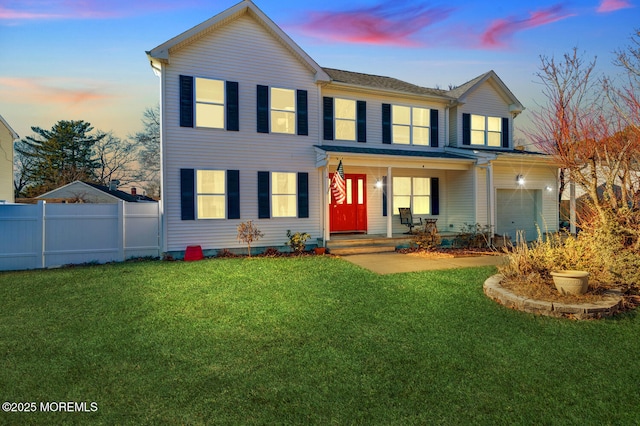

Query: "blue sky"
<box><xmin>0</xmin><ymin>0</ymin><xmax>637</xmax><ymax>143</ymax></box>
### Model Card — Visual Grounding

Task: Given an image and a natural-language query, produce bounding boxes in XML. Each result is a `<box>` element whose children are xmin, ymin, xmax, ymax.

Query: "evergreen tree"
<box><xmin>16</xmin><ymin>120</ymin><xmax>105</xmax><ymax>196</ymax></box>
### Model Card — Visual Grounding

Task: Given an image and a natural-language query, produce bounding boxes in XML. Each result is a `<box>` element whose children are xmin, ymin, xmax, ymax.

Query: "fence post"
<box><xmin>37</xmin><ymin>200</ymin><xmax>46</xmax><ymax>269</ymax></box>
<box><xmin>118</xmin><ymin>200</ymin><xmax>125</xmax><ymax>262</ymax></box>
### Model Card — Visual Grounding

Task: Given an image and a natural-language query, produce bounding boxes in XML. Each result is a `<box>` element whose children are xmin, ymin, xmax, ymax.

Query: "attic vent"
<box><xmin>109</xmin><ymin>180</ymin><xmax>120</xmax><ymax>191</ymax></box>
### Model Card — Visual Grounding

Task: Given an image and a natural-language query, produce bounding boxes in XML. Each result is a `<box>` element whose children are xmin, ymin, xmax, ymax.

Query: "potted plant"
<box><xmin>550</xmin><ymin>270</ymin><xmax>589</xmax><ymax>295</ymax></box>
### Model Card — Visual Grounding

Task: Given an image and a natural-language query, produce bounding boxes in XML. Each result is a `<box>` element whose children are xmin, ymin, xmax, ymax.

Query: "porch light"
<box><xmin>545</xmin><ymin>185</ymin><xmax>553</xmax><ymax>192</ymax></box>
<box><xmin>516</xmin><ymin>174</ymin><xmax>525</xmax><ymax>186</ymax></box>
<box><xmin>375</xmin><ymin>180</ymin><xmax>383</xmax><ymax>189</ymax></box>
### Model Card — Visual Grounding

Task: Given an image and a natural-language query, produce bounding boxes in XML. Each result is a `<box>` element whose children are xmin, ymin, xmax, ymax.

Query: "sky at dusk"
<box><xmin>1</xmin><ymin>0</ymin><xmax>638</xmax><ymax>144</ymax></box>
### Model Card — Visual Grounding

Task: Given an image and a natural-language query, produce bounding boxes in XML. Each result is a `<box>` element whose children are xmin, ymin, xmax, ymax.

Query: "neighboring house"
<box><xmin>147</xmin><ymin>0</ymin><xmax>558</xmax><ymax>256</ymax></box>
<box><xmin>0</xmin><ymin>114</ymin><xmax>18</xmax><ymax>203</ymax></box>
<box><xmin>37</xmin><ymin>181</ymin><xmax>156</xmax><ymax>204</ymax></box>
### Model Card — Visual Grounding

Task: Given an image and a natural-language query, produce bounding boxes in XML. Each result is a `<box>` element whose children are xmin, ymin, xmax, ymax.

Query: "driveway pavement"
<box><xmin>341</xmin><ymin>252</ymin><xmax>506</xmax><ymax>274</ymax></box>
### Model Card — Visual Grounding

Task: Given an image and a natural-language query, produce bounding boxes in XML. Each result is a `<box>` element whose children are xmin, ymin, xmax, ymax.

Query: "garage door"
<box><xmin>496</xmin><ymin>189</ymin><xmax>540</xmax><ymax>242</ymax></box>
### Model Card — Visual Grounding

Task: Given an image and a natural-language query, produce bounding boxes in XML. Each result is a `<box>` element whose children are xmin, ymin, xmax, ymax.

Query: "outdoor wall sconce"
<box><xmin>545</xmin><ymin>185</ymin><xmax>553</xmax><ymax>192</ymax></box>
<box><xmin>375</xmin><ymin>180</ymin><xmax>383</xmax><ymax>189</ymax></box>
<box><xmin>516</xmin><ymin>174</ymin><xmax>525</xmax><ymax>186</ymax></box>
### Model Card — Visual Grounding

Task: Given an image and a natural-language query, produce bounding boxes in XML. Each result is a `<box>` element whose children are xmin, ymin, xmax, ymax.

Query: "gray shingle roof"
<box><xmin>322</xmin><ymin>68</ymin><xmax>452</xmax><ymax>99</ymax></box>
<box><xmin>444</xmin><ymin>72</ymin><xmax>490</xmax><ymax>99</ymax></box>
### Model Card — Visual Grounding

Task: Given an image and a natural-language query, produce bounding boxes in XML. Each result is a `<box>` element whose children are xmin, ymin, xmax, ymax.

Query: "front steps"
<box><xmin>325</xmin><ymin>235</ymin><xmax>412</xmax><ymax>255</ymax></box>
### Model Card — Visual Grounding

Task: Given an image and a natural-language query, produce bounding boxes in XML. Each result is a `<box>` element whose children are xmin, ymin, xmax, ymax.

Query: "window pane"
<box><xmin>272</xmin><ymin>172</ymin><xmax>296</xmax><ymax>194</ymax></box>
<box><xmin>195</xmin><ymin>78</ymin><xmax>224</xmax><ymax>104</ymax></box>
<box><xmin>198</xmin><ymin>195</ymin><xmax>225</xmax><ymax>219</ymax></box>
<box><xmin>271</xmin><ymin>88</ymin><xmax>295</xmax><ymax>111</ymax></box>
<box><xmin>393</xmin><ymin>125</ymin><xmax>410</xmax><ymax>144</ymax></box>
<box><xmin>346</xmin><ymin>179</ymin><xmax>353</xmax><ymax>204</ymax></box>
<box><xmin>487</xmin><ymin>116</ymin><xmax>501</xmax><ymax>132</ymax></box>
<box><xmin>196</xmin><ymin>103</ymin><xmax>224</xmax><ymax>128</ymax></box>
<box><xmin>335</xmin><ymin>98</ymin><xmax>356</xmax><ymax>119</ymax></box>
<box><xmin>393</xmin><ymin>196</ymin><xmax>411</xmax><ymax>215</ymax></box>
<box><xmin>197</xmin><ymin>170</ymin><xmax>225</xmax><ymax>194</ymax></box>
<box><xmin>413</xmin><ymin>108</ymin><xmax>429</xmax><ymax>127</ymax></box>
<box><xmin>488</xmin><ymin>132</ymin><xmax>502</xmax><ymax>147</ymax></box>
<box><xmin>413</xmin><ymin>127</ymin><xmax>429</xmax><ymax>145</ymax></box>
<box><xmin>273</xmin><ymin>195</ymin><xmax>296</xmax><ymax>217</ymax></box>
<box><xmin>413</xmin><ymin>177</ymin><xmax>430</xmax><ymax>196</ymax></box>
<box><xmin>358</xmin><ymin>179</ymin><xmax>364</xmax><ymax>205</ymax></box>
<box><xmin>471</xmin><ymin>130</ymin><xmax>485</xmax><ymax>145</ymax></box>
<box><xmin>336</xmin><ymin>119</ymin><xmax>356</xmax><ymax>140</ymax></box>
<box><xmin>413</xmin><ymin>196</ymin><xmax>430</xmax><ymax>214</ymax></box>
<box><xmin>392</xmin><ymin>105</ymin><xmax>411</xmax><ymax>125</ymax></box>
<box><xmin>393</xmin><ymin>177</ymin><xmax>411</xmax><ymax>196</ymax></box>
<box><xmin>271</xmin><ymin>111</ymin><xmax>295</xmax><ymax>134</ymax></box>
<box><xmin>471</xmin><ymin>114</ymin><xmax>485</xmax><ymax>131</ymax></box>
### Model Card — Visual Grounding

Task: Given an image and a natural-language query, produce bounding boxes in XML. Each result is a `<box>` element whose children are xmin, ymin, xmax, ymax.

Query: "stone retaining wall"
<box><xmin>484</xmin><ymin>274</ymin><xmax>624</xmax><ymax>320</ymax></box>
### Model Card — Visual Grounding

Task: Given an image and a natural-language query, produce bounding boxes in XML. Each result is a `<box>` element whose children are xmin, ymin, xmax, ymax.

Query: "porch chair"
<box><xmin>399</xmin><ymin>207</ymin><xmax>422</xmax><ymax>234</ymax></box>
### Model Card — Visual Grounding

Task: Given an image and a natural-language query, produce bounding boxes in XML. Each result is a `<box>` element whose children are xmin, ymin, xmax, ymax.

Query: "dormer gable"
<box><xmin>447</xmin><ymin>70</ymin><xmax>524</xmax><ymax>117</ymax></box>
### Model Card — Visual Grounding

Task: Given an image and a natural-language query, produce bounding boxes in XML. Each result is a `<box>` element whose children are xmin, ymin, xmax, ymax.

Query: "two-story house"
<box><xmin>0</xmin><ymin>114</ymin><xmax>18</xmax><ymax>203</ymax></box>
<box><xmin>147</xmin><ymin>0</ymin><xmax>558</xmax><ymax>257</ymax></box>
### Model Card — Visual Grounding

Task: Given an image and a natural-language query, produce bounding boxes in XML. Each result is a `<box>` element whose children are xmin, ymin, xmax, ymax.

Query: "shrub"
<box><xmin>453</xmin><ymin>223</ymin><xmax>493</xmax><ymax>249</ymax></box>
<box><xmin>237</xmin><ymin>220</ymin><xmax>264</xmax><ymax>257</ymax></box>
<box><xmin>286</xmin><ymin>230</ymin><xmax>311</xmax><ymax>254</ymax></box>
<box><xmin>261</xmin><ymin>247</ymin><xmax>282</xmax><ymax>257</ymax></box>
<box><xmin>216</xmin><ymin>248</ymin><xmax>237</xmax><ymax>258</ymax></box>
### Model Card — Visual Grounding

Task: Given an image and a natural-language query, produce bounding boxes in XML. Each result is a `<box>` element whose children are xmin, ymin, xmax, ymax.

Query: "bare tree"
<box><xmin>131</xmin><ymin>105</ymin><xmax>160</xmax><ymax>198</ymax></box>
<box><xmin>94</xmin><ymin>131</ymin><xmax>141</xmax><ymax>187</ymax></box>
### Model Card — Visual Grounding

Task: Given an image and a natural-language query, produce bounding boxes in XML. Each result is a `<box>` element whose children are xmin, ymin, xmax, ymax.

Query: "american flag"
<box><xmin>331</xmin><ymin>160</ymin><xmax>346</xmax><ymax>204</ymax></box>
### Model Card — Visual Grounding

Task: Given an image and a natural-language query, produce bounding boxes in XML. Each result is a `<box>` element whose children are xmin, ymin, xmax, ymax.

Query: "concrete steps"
<box><xmin>325</xmin><ymin>235</ymin><xmax>411</xmax><ymax>255</ymax></box>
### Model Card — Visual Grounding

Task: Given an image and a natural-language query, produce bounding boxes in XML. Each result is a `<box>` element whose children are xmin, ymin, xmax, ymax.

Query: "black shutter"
<box><xmin>179</xmin><ymin>75</ymin><xmax>194</xmax><ymax>128</ymax></box>
<box><xmin>227</xmin><ymin>170</ymin><xmax>240</xmax><ymax>219</ymax></box>
<box><xmin>430</xmin><ymin>109</ymin><xmax>439</xmax><ymax>147</ymax></box>
<box><xmin>357</xmin><ymin>100</ymin><xmax>367</xmax><ymax>143</ymax></box>
<box><xmin>431</xmin><ymin>178</ymin><xmax>440</xmax><ymax>215</ymax></box>
<box><xmin>257</xmin><ymin>171</ymin><xmax>270</xmax><ymax>219</ymax></box>
<box><xmin>297</xmin><ymin>90</ymin><xmax>308</xmax><ymax>136</ymax></box>
<box><xmin>382</xmin><ymin>176</ymin><xmax>388</xmax><ymax>217</ymax></box>
<box><xmin>382</xmin><ymin>103</ymin><xmax>391</xmax><ymax>144</ymax></box>
<box><xmin>323</xmin><ymin>97</ymin><xmax>334</xmax><ymax>141</ymax></box>
<box><xmin>502</xmin><ymin>117</ymin><xmax>510</xmax><ymax>148</ymax></box>
<box><xmin>226</xmin><ymin>81</ymin><xmax>239</xmax><ymax>131</ymax></box>
<box><xmin>462</xmin><ymin>113</ymin><xmax>471</xmax><ymax>146</ymax></box>
<box><xmin>257</xmin><ymin>85</ymin><xmax>269</xmax><ymax>133</ymax></box>
<box><xmin>180</xmin><ymin>168</ymin><xmax>195</xmax><ymax>220</ymax></box>
<box><xmin>297</xmin><ymin>172</ymin><xmax>309</xmax><ymax>218</ymax></box>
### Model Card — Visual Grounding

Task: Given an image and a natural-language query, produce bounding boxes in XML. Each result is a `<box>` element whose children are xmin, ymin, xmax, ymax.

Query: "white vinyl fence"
<box><xmin>0</xmin><ymin>201</ymin><xmax>160</xmax><ymax>271</ymax></box>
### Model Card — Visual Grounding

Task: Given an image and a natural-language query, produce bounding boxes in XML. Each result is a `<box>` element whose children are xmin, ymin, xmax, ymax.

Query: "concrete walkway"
<box><xmin>341</xmin><ymin>252</ymin><xmax>507</xmax><ymax>274</ymax></box>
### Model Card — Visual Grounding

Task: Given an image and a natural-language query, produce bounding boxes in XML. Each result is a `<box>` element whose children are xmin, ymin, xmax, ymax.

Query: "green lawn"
<box><xmin>1</xmin><ymin>257</ymin><xmax>639</xmax><ymax>425</ymax></box>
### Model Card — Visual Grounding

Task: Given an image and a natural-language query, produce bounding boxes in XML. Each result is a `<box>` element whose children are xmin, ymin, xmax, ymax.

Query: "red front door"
<box><xmin>330</xmin><ymin>174</ymin><xmax>367</xmax><ymax>233</ymax></box>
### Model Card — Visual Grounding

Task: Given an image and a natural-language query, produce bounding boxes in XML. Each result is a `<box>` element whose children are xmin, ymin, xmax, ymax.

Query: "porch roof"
<box><xmin>315</xmin><ymin>145</ymin><xmax>474</xmax><ymax>160</ymax></box>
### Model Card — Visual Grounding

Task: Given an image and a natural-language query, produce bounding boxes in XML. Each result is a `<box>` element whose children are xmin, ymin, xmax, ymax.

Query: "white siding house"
<box><xmin>0</xmin><ymin>115</ymin><xmax>18</xmax><ymax>203</ymax></box>
<box><xmin>147</xmin><ymin>0</ymin><xmax>558</xmax><ymax>256</ymax></box>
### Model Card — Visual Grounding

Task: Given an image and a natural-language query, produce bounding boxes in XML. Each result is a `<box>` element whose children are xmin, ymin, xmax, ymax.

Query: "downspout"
<box><xmin>387</xmin><ymin>166</ymin><xmax>393</xmax><ymax>238</ymax></box>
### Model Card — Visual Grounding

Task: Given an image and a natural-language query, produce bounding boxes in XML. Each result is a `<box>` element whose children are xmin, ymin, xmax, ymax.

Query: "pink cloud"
<box><xmin>0</xmin><ymin>77</ymin><xmax>116</xmax><ymax>105</ymax></box>
<box><xmin>597</xmin><ymin>0</ymin><xmax>633</xmax><ymax>12</ymax></box>
<box><xmin>0</xmin><ymin>0</ymin><xmax>200</xmax><ymax>21</ymax></box>
<box><xmin>296</xmin><ymin>2</ymin><xmax>453</xmax><ymax>47</ymax></box>
<box><xmin>480</xmin><ymin>4</ymin><xmax>574</xmax><ymax>49</ymax></box>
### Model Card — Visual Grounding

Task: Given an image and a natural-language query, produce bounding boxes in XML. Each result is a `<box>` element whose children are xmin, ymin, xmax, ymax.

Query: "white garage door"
<box><xmin>496</xmin><ymin>189</ymin><xmax>540</xmax><ymax>242</ymax></box>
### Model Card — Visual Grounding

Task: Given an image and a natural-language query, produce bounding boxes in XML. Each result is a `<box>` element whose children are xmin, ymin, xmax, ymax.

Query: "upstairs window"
<box><xmin>335</xmin><ymin>98</ymin><xmax>356</xmax><ymax>141</ymax></box>
<box><xmin>463</xmin><ymin>113</ymin><xmax>508</xmax><ymax>148</ymax></box>
<box><xmin>382</xmin><ymin>104</ymin><xmax>438</xmax><ymax>147</ymax></box>
<box><xmin>392</xmin><ymin>105</ymin><xmax>430</xmax><ymax>145</ymax></box>
<box><xmin>195</xmin><ymin>78</ymin><xmax>225</xmax><ymax>129</ymax></box>
<box><xmin>271</xmin><ymin>88</ymin><xmax>296</xmax><ymax>134</ymax></box>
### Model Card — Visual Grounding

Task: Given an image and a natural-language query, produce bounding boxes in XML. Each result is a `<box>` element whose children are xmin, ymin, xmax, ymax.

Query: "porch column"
<box><xmin>487</xmin><ymin>163</ymin><xmax>495</xmax><ymax>233</ymax></box>
<box><xmin>387</xmin><ymin>166</ymin><xmax>393</xmax><ymax>238</ymax></box>
<box><xmin>324</xmin><ymin>164</ymin><xmax>330</xmax><ymax>243</ymax></box>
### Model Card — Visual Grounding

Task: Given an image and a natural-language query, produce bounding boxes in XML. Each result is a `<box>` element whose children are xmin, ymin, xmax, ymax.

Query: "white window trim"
<box><xmin>471</xmin><ymin>114</ymin><xmax>502</xmax><ymax>147</ymax></box>
<box><xmin>391</xmin><ymin>105</ymin><xmax>430</xmax><ymax>145</ymax></box>
<box><xmin>271</xmin><ymin>171</ymin><xmax>297</xmax><ymax>218</ymax></box>
<box><xmin>196</xmin><ymin>169</ymin><xmax>226</xmax><ymax>219</ymax></box>
<box><xmin>392</xmin><ymin>176</ymin><xmax>431</xmax><ymax>215</ymax></box>
<box><xmin>195</xmin><ymin>77</ymin><xmax>225</xmax><ymax>130</ymax></box>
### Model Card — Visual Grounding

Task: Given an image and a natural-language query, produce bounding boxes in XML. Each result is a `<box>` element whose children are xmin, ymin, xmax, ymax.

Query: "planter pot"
<box><xmin>550</xmin><ymin>270</ymin><xmax>589</xmax><ymax>295</ymax></box>
<box><xmin>314</xmin><ymin>247</ymin><xmax>326</xmax><ymax>255</ymax></box>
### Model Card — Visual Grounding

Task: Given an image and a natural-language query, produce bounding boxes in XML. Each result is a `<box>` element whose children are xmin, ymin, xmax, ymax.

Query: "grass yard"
<box><xmin>1</xmin><ymin>256</ymin><xmax>639</xmax><ymax>425</ymax></box>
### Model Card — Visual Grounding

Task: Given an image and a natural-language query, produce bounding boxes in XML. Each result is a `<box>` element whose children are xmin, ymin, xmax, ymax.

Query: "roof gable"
<box><xmin>0</xmin><ymin>114</ymin><xmax>18</xmax><ymax>140</ymax></box>
<box><xmin>147</xmin><ymin>0</ymin><xmax>330</xmax><ymax>82</ymax></box>
<box><xmin>446</xmin><ymin>70</ymin><xmax>524</xmax><ymax>115</ymax></box>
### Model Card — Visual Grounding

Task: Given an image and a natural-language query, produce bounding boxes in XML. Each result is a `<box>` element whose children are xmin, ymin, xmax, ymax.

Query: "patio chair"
<box><xmin>399</xmin><ymin>207</ymin><xmax>422</xmax><ymax>234</ymax></box>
